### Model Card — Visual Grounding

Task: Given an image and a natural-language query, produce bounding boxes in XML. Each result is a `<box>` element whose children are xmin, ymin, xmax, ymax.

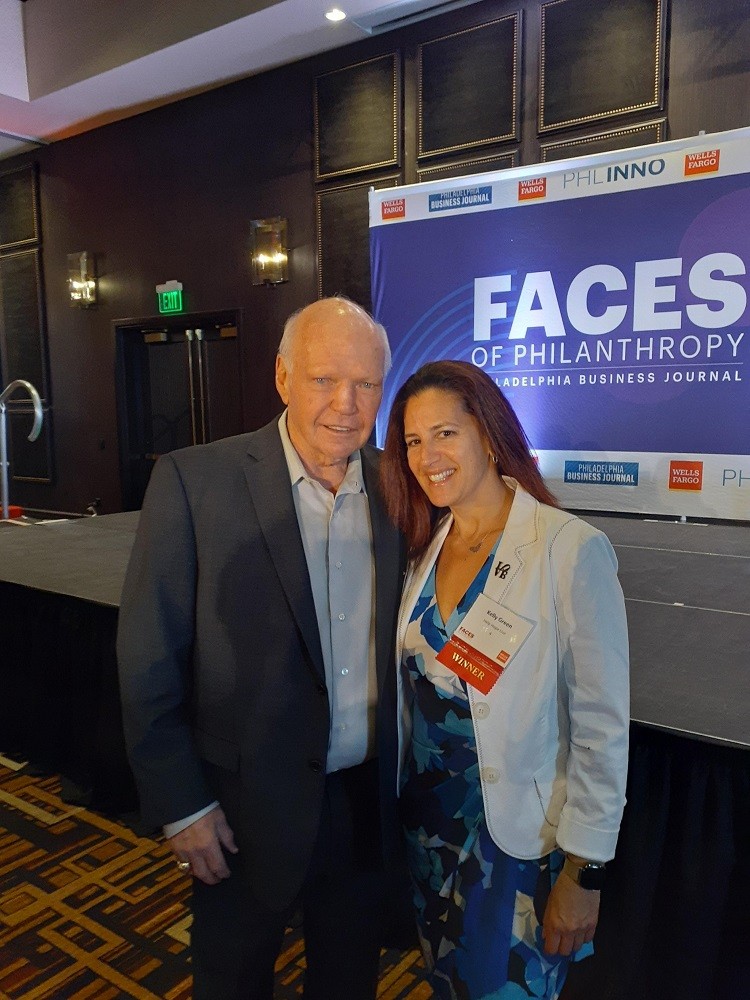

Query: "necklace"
<box><xmin>453</xmin><ymin>525</ymin><xmax>496</xmax><ymax>553</ymax></box>
<box><xmin>467</xmin><ymin>531</ymin><xmax>492</xmax><ymax>553</ymax></box>
<box><xmin>452</xmin><ymin>489</ymin><xmax>512</xmax><ymax>554</ymax></box>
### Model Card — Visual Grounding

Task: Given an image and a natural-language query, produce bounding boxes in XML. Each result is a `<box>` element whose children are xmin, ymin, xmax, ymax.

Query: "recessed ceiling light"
<box><xmin>325</xmin><ymin>8</ymin><xmax>347</xmax><ymax>21</ymax></box>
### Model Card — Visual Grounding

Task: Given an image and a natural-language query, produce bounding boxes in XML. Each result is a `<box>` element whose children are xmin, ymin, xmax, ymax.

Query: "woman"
<box><xmin>381</xmin><ymin>361</ymin><xmax>629</xmax><ymax>1000</ymax></box>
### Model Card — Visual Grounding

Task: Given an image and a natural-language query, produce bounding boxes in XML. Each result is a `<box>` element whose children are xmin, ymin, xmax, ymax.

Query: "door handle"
<box><xmin>185</xmin><ymin>330</ymin><xmax>198</xmax><ymax>445</ymax></box>
<box><xmin>195</xmin><ymin>329</ymin><xmax>207</xmax><ymax>444</ymax></box>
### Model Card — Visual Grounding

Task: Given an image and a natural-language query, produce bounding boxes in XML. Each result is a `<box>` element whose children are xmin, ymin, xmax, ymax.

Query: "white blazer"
<box><xmin>396</xmin><ymin>479</ymin><xmax>630</xmax><ymax>863</ymax></box>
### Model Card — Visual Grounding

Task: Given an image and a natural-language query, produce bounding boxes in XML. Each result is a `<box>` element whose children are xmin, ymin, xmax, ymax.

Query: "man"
<box><xmin>117</xmin><ymin>297</ymin><xmax>406</xmax><ymax>1000</ymax></box>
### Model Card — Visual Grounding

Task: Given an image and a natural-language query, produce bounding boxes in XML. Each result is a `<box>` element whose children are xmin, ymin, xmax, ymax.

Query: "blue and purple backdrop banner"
<box><xmin>369</xmin><ymin>127</ymin><xmax>750</xmax><ymax>520</ymax></box>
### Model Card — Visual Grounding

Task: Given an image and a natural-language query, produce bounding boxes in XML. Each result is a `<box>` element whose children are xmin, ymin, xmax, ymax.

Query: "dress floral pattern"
<box><xmin>400</xmin><ymin>542</ymin><xmax>592</xmax><ymax>999</ymax></box>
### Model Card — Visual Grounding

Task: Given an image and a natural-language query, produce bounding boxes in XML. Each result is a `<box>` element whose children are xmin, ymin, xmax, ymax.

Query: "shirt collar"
<box><xmin>277</xmin><ymin>410</ymin><xmax>366</xmax><ymax>495</ymax></box>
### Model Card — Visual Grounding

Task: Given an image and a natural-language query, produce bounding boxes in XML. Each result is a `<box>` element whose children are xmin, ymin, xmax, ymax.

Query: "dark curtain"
<box><xmin>564</xmin><ymin>725</ymin><xmax>748</xmax><ymax>1000</ymax></box>
<box><xmin>0</xmin><ymin>582</ymin><xmax>137</xmax><ymax>813</ymax></box>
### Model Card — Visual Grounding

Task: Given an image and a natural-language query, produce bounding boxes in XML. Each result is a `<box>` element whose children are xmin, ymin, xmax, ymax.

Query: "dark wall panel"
<box><xmin>417</xmin><ymin>151</ymin><xmax>519</xmax><ymax>181</ymax></box>
<box><xmin>667</xmin><ymin>0</ymin><xmax>750</xmax><ymax>139</ymax></box>
<box><xmin>0</xmin><ymin>165</ymin><xmax>39</xmax><ymax>250</ymax></box>
<box><xmin>539</xmin><ymin>0</ymin><xmax>665</xmax><ymax>132</ymax></box>
<box><xmin>316</xmin><ymin>176</ymin><xmax>400</xmax><ymax>311</ymax></box>
<box><xmin>540</xmin><ymin>119</ymin><xmax>666</xmax><ymax>161</ymax></box>
<box><xmin>418</xmin><ymin>14</ymin><xmax>519</xmax><ymax>157</ymax></box>
<box><xmin>8</xmin><ymin>409</ymin><xmax>53</xmax><ymax>483</ymax></box>
<box><xmin>0</xmin><ymin>249</ymin><xmax>48</xmax><ymax>396</ymax></box>
<box><xmin>315</xmin><ymin>55</ymin><xmax>400</xmax><ymax>180</ymax></box>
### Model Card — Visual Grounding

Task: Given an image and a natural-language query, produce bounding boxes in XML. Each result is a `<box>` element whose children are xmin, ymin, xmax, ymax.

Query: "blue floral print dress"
<box><xmin>399</xmin><ymin>540</ymin><xmax>592</xmax><ymax>1000</ymax></box>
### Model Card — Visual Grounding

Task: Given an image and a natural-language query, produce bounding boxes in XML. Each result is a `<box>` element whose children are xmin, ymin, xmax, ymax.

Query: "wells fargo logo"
<box><xmin>518</xmin><ymin>177</ymin><xmax>547</xmax><ymax>201</ymax></box>
<box><xmin>381</xmin><ymin>197</ymin><xmax>405</xmax><ymax>220</ymax></box>
<box><xmin>684</xmin><ymin>149</ymin><xmax>720</xmax><ymax>176</ymax></box>
<box><xmin>669</xmin><ymin>460</ymin><xmax>703</xmax><ymax>491</ymax></box>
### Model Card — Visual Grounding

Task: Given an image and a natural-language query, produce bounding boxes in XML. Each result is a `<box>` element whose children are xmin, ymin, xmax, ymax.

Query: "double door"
<box><xmin>116</xmin><ymin>310</ymin><xmax>243</xmax><ymax>509</ymax></box>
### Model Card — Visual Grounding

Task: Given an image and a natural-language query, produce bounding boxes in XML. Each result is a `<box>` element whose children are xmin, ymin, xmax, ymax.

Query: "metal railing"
<box><xmin>0</xmin><ymin>380</ymin><xmax>43</xmax><ymax>520</ymax></box>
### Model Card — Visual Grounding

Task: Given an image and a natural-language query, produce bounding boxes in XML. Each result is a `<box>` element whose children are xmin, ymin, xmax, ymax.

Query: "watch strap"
<box><xmin>563</xmin><ymin>855</ymin><xmax>606</xmax><ymax>890</ymax></box>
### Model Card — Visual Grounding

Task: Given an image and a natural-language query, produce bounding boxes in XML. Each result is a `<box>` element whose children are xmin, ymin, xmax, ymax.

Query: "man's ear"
<box><xmin>275</xmin><ymin>355</ymin><xmax>290</xmax><ymax>405</ymax></box>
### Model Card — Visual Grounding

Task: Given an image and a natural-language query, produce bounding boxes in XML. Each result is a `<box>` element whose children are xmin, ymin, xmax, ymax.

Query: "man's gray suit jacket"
<box><xmin>117</xmin><ymin>419</ymin><xmax>404</xmax><ymax>907</ymax></box>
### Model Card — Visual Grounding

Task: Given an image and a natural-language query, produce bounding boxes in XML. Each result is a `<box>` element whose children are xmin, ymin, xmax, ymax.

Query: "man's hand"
<box><xmin>542</xmin><ymin>869</ymin><xmax>600</xmax><ymax>956</ymax></box>
<box><xmin>168</xmin><ymin>807</ymin><xmax>238</xmax><ymax>885</ymax></box>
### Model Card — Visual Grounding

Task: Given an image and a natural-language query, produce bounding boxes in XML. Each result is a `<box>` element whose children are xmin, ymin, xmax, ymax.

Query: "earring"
<box><xmin>489</xmin><ymin>453</ymin><xmax>498</xmax><ymax>464</ymax></box>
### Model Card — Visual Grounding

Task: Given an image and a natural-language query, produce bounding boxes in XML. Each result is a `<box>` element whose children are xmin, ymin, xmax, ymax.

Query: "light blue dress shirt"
<box><xmin>278</xmin><ymin>411</ymin><xmax>376</xmax><ymax>773</ymax></box>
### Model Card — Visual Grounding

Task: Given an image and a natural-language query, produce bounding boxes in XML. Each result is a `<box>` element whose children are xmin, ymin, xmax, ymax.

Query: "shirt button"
<box><xmin>336</xmin><ymin>561</ymin><xmax>342</xmax><ymax>569</ymax></box>
<box><xmin>474</xmin><ymin>702</ymin><xmax>490</xmax><ymax>719</ymax></box>
<box><xmin>341</xmin><ymin>668</ymin><xmax>349</xmax><ymax>676</ymax></box>
<box><xmin>481</xmin><ymin>766</ymin><xmax>500</xmax><ymax>784</ymax></box>
<box><xmin>338</xmin><ymin>613</ymin><xmax>346</xmax><ymax>620</ymax></box>
<box><xmin>339</xmin><ymin>723</ymin><xmax>347</xmax><ymax>731</ymax></box>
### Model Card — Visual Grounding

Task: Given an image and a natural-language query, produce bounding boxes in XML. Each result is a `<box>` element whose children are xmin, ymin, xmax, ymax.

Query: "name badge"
<box><xmin>435</xmin><ymin>595</ymin><xmax>535</xmax><ymax>695</ymax></box>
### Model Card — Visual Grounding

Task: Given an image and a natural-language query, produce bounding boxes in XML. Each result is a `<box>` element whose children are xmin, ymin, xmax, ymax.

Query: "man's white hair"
<box><xmin>277</xmin><ymin>296</ymin><xmax>391</xmax><ymax>376</ymax></box>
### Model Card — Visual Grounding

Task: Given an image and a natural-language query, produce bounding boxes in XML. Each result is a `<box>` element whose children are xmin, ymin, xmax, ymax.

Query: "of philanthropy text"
<box><xmin>469</xmin><ymin>250</ymin><xmax>747</xmax><ymax>385</ymax></box>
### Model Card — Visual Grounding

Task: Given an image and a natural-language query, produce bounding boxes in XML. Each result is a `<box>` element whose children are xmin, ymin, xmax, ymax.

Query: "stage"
<box><xmin>1</xmin><ymin>508</ymin><xmax>746</xmax><ymax>745</ymax></box>
<box><xmin>0</xmin><ymin>511</ymin><xmax>138</xmax><ymax>607</ymax></box>
<box><xmin>586</xmin><ymin>513</ymin><xmax>749</xmax><ymax>748</ymax></box>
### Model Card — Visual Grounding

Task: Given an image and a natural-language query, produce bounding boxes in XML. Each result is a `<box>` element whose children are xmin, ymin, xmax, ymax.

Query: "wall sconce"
<box><xmin>250</xmin><ymin>217</ymin><xmax>288</xmax><ymax>285</ymax></box>
<box><xmin>68</xmin><ymin>251</ymin><xmax>97</xmax><ymax>307</ymax></box>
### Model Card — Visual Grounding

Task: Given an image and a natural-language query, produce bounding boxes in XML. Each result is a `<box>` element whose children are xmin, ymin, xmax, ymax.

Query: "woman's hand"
<box><xmin>541</xmin><ymin>871</ymin><xmax>600</xmax><ymax>956</ymax></box>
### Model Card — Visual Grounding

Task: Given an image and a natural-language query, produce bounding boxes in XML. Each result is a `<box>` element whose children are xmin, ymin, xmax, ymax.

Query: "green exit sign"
<box><xmin>156</xmin><ymin>281</ymin><xmax>184</xmax><ymax>314</ymax></box>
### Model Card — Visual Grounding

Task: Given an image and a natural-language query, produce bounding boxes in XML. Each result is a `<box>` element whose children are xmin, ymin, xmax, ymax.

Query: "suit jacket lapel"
<box><xmin>242</xmin><ymin>421</ymin><xmax>325</xmax><ymax>681</ymax></box>
<box><xmin>362</xmin><ymin>446</ymin><xmax>404</xmax><ymax>694</ymax></box>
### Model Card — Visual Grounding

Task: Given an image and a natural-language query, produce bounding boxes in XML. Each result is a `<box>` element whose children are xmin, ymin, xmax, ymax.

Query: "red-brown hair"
<box><xmin>381</xmin><ymin>360</ymin><xmax>559</xmax><ymax>557</ymax></box>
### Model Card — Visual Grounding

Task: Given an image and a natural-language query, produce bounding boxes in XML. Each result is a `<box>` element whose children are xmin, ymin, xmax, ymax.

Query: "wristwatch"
<box><xmin>562</xmin><ymin>855</ymin><xmax>606</xmax><ymax>890</ymax></box>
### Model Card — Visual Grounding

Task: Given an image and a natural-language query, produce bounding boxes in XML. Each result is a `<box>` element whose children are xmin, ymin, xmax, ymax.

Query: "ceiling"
<box><xmin>0</xmin><ymin>0</ymin><xmax>480</xmax><ymax>160</ymax></box>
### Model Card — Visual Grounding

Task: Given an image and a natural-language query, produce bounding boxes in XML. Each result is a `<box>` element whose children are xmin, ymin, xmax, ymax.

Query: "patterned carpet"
<box><xmin>0</xmin><ymin>756</ymin><xmax>429</xmax><ymax>999</ymax></box>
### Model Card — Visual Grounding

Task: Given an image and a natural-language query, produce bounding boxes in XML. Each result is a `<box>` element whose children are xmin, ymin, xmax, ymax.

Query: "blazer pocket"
<box><xmin>533</xmin><ymin>756</ymin><xmax>566</xmax><ymax>828</ymax></box>
<box><xmin>194</xmin><ymin>729</ymin><xmax>240</xmax><ymax>773</ymax></box>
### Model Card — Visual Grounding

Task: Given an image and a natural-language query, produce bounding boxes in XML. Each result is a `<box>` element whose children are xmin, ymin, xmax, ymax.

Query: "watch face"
<box><xmin>579</xmin><ymin>864</ymin><xmax>606</xmax><ymax>890</ymax></box>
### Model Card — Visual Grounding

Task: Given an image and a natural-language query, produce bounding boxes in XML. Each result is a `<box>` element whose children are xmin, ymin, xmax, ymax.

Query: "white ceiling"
<box><xmin>0</xmin><ymin>0</ymin><xmax>478</xmax><ymax>160</ymax></box>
